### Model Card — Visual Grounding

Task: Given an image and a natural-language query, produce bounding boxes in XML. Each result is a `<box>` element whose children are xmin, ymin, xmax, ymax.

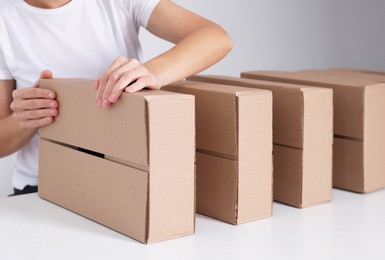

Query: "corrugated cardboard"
<box><xmin>188</xmin><ymin>75</ymin><xmax>333</xmax><ymax>208</ymax></box>
<box><xmin>163</xmin><ymin>81</ymin><xmax>272</xmax><ymax>224</ymax></box>
<box><xmin>328</xmin><ymin>68</ymin><xmax>385</xmax><ymax>76</ymax></box>
<box><xmin>311</xmin><ymin>69</ymin><xmax>385</xmax><ymax>83</ymax></box>
<box><xmin>39</xmin><ymin>79</ymin><xmax>195</xmax><ymax>243</ymax></box>
<box><xmin>241</xmin><ymin>70</ymin><xmax>385</xmax><ymax>193</ymax></box>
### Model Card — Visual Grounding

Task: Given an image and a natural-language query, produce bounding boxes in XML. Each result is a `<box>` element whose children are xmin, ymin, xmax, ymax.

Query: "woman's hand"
<box><xmin>94</xmin><ymin>0</ymin><xmax>233</xmax><ymax>109</ymax></box>
<box><xmin>10</xmin><ymin>70</ymin><xmax>58</xmax><ymax>129</ymax></box>
<box><xmin>93</xmin><ymin>57</ymin><xmax>160</xmax><ymax>109</ymax></box>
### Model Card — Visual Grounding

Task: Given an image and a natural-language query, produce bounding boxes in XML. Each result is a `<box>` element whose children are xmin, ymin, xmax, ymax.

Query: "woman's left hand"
<box><xmin>93</xmin><ymin>56</ymin><xmax>160</xmax><ymax>109</ymax></box>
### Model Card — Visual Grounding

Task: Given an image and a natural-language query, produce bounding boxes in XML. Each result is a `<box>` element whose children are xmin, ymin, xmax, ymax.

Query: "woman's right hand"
<box><xmin>10</xmin><ymin>70</ymin><xmax>58</xmax><ymax>129</ymax></box>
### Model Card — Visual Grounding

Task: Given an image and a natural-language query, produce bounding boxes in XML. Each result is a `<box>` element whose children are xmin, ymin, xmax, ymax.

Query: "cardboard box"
<box><xmin>324</xmin><ymin>69</ymin><xmax>385</xmax><ymax>84</ymax></box>
<box><xmin>163</xmin><ymin>81</ymin><xmax>272</xmax><ymax>224</ymax></box>
<box><xmin>241</xmin><ymin>70</ymin><xmax>385</xmax><ymax>193</ymax></box>
<box><xmin>328</xmin><ymin>68</ymin><xmax>385</xmax><ymax>76</ymax></box>
<box><xmin>39</xmin><ymin>79</ymin><xmax>195</xmax><ymax>243</ymax></box>
<box><xmin>188</xmin><ymin>75</ymin><xmax>333</xmax><ymax>208</ymax></box>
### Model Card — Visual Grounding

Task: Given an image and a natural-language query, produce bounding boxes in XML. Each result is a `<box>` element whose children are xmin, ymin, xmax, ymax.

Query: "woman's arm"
<box><xmin>144</xmin><ymin>0</ymin><xmax>233</xmax><ymax>88</ymax></box>
<box><xmin>95</xmin><ymin>0</ymin><xmax>233</xmax><ymax>109</ymax></box>
<box><xmin>0</xmin><ymin>71</ymin><xmax>57</xmax><ymax>157</ymax></box>
<box><xmin>0</xmin><ymin>79</ymin><xmax>34</xmax><ymax>157</ymax></box>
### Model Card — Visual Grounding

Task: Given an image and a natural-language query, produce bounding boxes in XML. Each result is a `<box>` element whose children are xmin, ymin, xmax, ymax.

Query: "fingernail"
<box><xmin>48</xmin><ymin>92</ymin><xmax>54</xmax><ymax>99</ymax></box>
<box><xmin>102</xmin><ymin>99</ymin><xmax>108</xmax><ymax>108</ymax></box>
<box><xmin>50</xmin><ymin>102</ymin><xmax>55</xmax><ymax>107</ymax></box>
<box><xmin>109</xmin><ymin>93</ymin><xmax>116</xmax><ymax>102</ymax></box>
<box><xmin>96</xmin><ymin>99</ymin><xmax>102</xmax><ymax>107</ymax></box>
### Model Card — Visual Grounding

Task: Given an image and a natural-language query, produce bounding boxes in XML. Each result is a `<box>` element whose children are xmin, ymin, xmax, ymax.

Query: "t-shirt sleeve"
<box><xmin>0</xmin><ymin>48</ymin><xmax>12</xmax><ymax>80</ymax></box>
<box><xmin>131</xmin><ymin>0</ymin><xmax>160</xmax><ymax>29</ymax></box>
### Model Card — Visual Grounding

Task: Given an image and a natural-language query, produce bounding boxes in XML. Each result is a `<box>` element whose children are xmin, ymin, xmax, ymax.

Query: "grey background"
<box><xmin>1</xmin><ymin>0</ymin><xmax>385</xmax><ymax>197</ymax></box>
<box><xmin>142</xmin><ymin>0</ymin><xmax>385</xmax><ymax>75</ymax></box>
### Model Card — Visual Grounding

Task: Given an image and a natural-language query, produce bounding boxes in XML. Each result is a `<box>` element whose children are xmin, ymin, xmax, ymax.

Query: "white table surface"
<box><xmin>0</xmin><ymin>189</ymin><xmax>384</xmax><ymax>260</ymax></box>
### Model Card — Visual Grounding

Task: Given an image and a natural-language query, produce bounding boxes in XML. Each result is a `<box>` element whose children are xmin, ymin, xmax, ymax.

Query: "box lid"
<box><xmin>189</xmin><ymin>75</ymin><xmax>332</xmax><ymax>149</ymax></box>
<box><xmin>163</xmin><ymin>80</ymin><xmax>271</xmax><ymax>158</ymax></box>
<box><xmin>40</xmin><ymin>78</ymin><xmax>193</xmax><ymax>167</ymax></box>
<box><xmin>314</xmin><ymin>69</ymin><xmax>385</xmax><ymax>83</ymax></box>
<box><xmin>241</xmin><ymin>71</ymin><xmax>385</xmax><ymax>140</ymax></box>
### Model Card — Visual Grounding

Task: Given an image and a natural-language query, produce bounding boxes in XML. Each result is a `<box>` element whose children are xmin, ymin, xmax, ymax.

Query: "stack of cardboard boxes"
<box><xmin>164</xmin><ymin>81</ymin><xmax>273</xmax><ymax>224</ymax></box>
<box><xmin>242</xmin><ymin>70</ymin><xmax>385</xmax><ymax>193</ymax></box>
<box><xmin>188</xmin><ymin>75</ymin><xmax>333</xmax><ymax>208</ymax></box>
<box><xmin>37</xmin><ymin>68</ymin><xmax>385</xmax><ymax>243</ymax></box>
<box><xmin>39</xmin><ymin>79</ymin><xmax>195</xmax><ymax>243</ymax></box>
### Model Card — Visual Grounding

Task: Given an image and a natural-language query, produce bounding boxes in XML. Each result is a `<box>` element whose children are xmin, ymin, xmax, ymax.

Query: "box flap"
<box><xmin>40</xmin><ymin>79</ymin><xmax>193</xmax><ymax>167</ymax></box>
<box><xmin>195</xmin><ymin>152</ymin><xmax>238</xmax><ymax>224</ymax></box>
<box><xmin>188</xmin><ymin>75</ymin><xmax>331</xmax><ymax>149</ymax></box>
<box><xmin>333</xmin><ymin>138</ymin><xmax>364</xmax><ymax>192</ymax></box>
<box><xmin>189</xmin><ymin>74</ymin><xmax>321</xmax><ymax>90</ymax></box>
<box><xmin>272</xmin><ymin>145</ymin><xmax>303</xmax><ymax>207</ymax></box>
<box><xmin>301</xmin><ymin>88</ymin><xmax>333</xmax><ymax>207</ymax></box>
<box><xmin>242</xmin><ymin>70</ymin><xmax>382</xmax><ymax>88</ymax></box>
<box><xmin>241</xmin><ymin>71</ymin><xmax>385</xmax><ymax>140</ymax></box>
<box><xmin>236</xmin><ymin>93</ymin><xmax>273</xmax><ymax>222</ymax></box>
<box><xmin>166</xmin><ymin>79</ymin><xmax>270</xmax><ymax>96</ymax></box>
<box><xmin>328</xmin><ymin>68</ymin><xmax>385</xmax><ymax>76</ymax></box>
<box><xmin>39</xmin><ymin>139</ymin><xmax>149</xmax><ymax>243</ymax></box>
<box><xmin>146</xmin><ymin>94</ymin><xmax>195</xmax><ymax>243</ymax></box>
<box><xmin>317</xmin><ymin>69</ymin><xmax>385</xmax><ymax>83</ymax></box>
<box><xmin>163</xmin><ymin>81</ymin><xmax>270</xmax><ymax>158</ymax></box>
<box><xmin>363</xmin><ymin>87</ymin><xmax>385</xmax><ymax>192</ymax></box>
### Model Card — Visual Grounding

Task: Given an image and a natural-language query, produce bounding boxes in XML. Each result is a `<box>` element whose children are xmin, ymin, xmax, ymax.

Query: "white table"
<box><xmin>0</xmin><ymin>189</ymin><xmax>384</xmax><ymax>260</ymax></box>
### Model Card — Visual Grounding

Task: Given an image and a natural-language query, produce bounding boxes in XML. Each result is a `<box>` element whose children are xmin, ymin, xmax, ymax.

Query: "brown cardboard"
<box><xmin>311</xmin><ymin>69</ymin><xmax>385</xmax><ymax>83</ymax></box>
<box><xmin>163</xmin><ymin>81</ymin><xmax>272</xmax><ymax>224</ymax></box>
<box><xmin>188</xmin><ymin>75</ymin><xmax>333</xmax><ymax>208</ymax></box>
<box><xmin>39</xmin><ymin>79</ymin><xmax>195</xmax><ymax>243</ymax></box>
<box><xmin>241</xmin><ymin>70</ymin><xmax>385</xmax><ymax>193</ymax></box>
<box><xmin>328</xmin><ymin>68</ymin><xmax>385</xmax><ymax>76</ymax></box>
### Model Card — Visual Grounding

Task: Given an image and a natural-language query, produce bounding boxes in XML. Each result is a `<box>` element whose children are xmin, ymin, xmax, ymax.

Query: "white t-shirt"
<box><xmin>0</xmin><ymin>0</ymin><xmax>160</xmax><ymax>189</ymax></box>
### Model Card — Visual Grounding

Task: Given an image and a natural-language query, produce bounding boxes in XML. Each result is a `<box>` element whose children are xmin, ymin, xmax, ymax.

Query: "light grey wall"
<box><xmin>140</xmin><ymin>0</ymin><xmax>385</xmax><ymax>75</ymax></box>
<box><xmin>323</xmin><ymin>0</ymin><xmax>385</xmax><ymax>70</ymax></box>
<box><xmin>1</xmin><ymin>0</ymin><xmax>385</xmax><ymax>197</ymax></box>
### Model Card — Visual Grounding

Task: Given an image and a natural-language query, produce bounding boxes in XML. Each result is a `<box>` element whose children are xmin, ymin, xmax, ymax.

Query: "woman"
<box><xmin>0</xmin><ymin>0</ymin><xmax>233</xmax><ymax>195</ymax></box>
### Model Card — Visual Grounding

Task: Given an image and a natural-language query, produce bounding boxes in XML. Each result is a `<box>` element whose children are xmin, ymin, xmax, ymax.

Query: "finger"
<box><xmin>107</xmin><ymin>66</ymin><xmax>146</xmax><ymax>103</ymax></box>
<box><xmin>11</xmin><ymin>98</ymin><xmax>58</xmax><ymax>111</ymax></box>
<box><xmin>40</xmin><ymin>70</ymin><xmax>53</xmax><ymax>80</ymax></box>
<box><xmin>103</xmin><ymin>60</ymin><xmax>142</xmax><ymax>103</ymax></box>
<box><xmin>96</xmin><ymin>57</ymin><xmax>129</xmax><ymax>107</ymax></box>
<box><xmin>33</xmin><ymin>70</ymin><xmax>54</xmax><ymax>88</ymax></box>
<box><xmin>101</xmin><ymin>59</ymin><xmax>142</xmax><ymax>108</ymax></box>
<box><xmin>13</xmin><ymin>108</ymin><xmax>58</xmax><ymax>121</ymax></box>
<box><xmin>125</xmin><ymin>77</ymin><xmax>156</xmax><ymax>93</ymax></box>
<box><xmin>19</xmin><ymin>116</ymin><xmax>54</xmax><ymax>129</ymax></box>
<box><xmin>12</xmin><ymin>88</ymin><xmax>56</xmax><ymax>100</ymax></box>
<box><xmin>92</xmin><ymin>79</ymin><xmax>100</xmax><ymax>90</ymax></box>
